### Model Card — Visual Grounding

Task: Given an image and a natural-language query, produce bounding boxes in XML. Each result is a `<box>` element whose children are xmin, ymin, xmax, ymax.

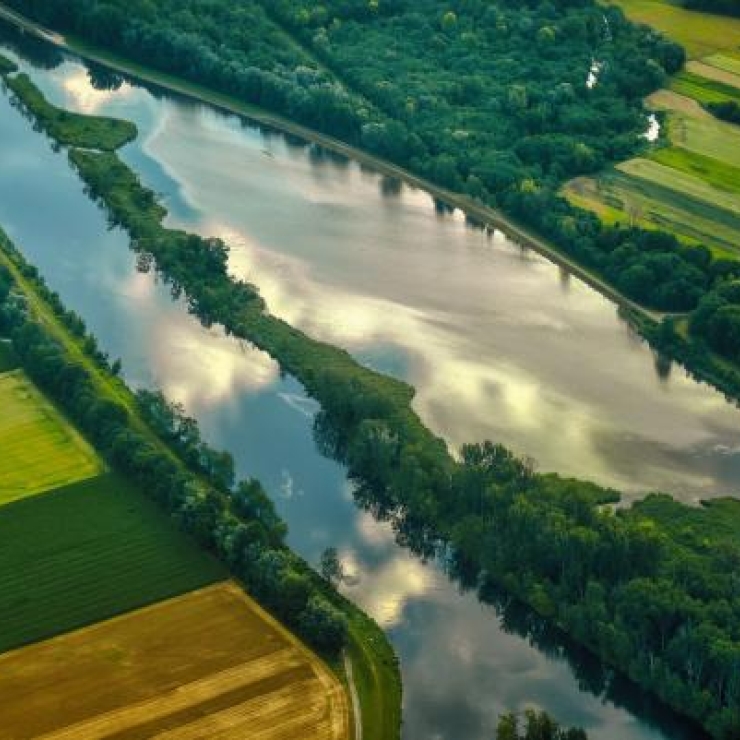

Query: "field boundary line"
<box><xmin>344</xmin><ymin>649</ymin><xmax>363</xmax><ymax>740</ymax></box>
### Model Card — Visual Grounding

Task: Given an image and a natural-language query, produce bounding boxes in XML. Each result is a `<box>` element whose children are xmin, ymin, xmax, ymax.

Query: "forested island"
<box><xmin>2</xmin><ymin>42</ymin><xmax>738</xmax><ymax>738</ymax></box>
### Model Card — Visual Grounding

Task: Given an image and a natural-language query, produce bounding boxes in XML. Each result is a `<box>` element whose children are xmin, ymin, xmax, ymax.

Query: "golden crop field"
<box><xmin>0</xmin><ymin>370</ymin><xmax>101</xmax><ymax>506</ymax></box>
<box><xmin>0</xmin><ymin>582</ymin><xmax>350</xmax><ymax>740</ymax></box>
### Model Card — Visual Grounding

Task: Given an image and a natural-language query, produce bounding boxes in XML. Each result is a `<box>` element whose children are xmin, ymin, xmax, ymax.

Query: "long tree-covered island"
<box><xmin>0</xmin><ymin>1</ymin><xmax>738</xmax><ymax>739</ymax></box>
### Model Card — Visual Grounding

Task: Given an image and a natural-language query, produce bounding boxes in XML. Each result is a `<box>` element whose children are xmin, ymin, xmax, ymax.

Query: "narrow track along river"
<box><xmin>0</xmin><ymin>25</ymin><xmax>736</xmax><ymax>740</ymax></box>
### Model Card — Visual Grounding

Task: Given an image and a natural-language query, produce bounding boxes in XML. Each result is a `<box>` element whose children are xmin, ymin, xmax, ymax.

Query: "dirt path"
<box><xmin>343</xmin><ymin>650</ymin><xmax>362</xmax><ymax>740</ymax></box>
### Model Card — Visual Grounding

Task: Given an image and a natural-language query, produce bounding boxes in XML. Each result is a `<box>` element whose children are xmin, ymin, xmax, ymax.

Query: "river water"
<box><xmin>0</xmin><ymin>25</ymin><xmax>734</xmax><ymax>739</ymax></box>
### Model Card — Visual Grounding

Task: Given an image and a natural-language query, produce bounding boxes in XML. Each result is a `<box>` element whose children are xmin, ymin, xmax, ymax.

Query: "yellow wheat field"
<box><xmin>0</xmin><ymin>582</ymin><xmax>349</xmax><ymax>740</ymax></box>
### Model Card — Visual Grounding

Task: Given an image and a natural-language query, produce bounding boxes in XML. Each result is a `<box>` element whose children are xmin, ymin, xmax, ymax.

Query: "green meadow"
<box><xmin>618</xmin><ymin>158</ymin><xmax>740</xmax><ymax>217</ymax></box>
<box><xmin>0</xmin><ymin>370</ymin><xmax>102</xmax><ymax>506</ymax></box>
<box><xmin>0</xmin><ymin>474</ymin><xmax>227</xmax><ymax>654</ymax></box>
<box><xmin>670</xmin><ymin>71</ymin><xmax>740</xmax><ymax>106</ymax></box>
<box><xmin>650</xmin><ymin>147</ymin><xmax>740</xmax><ymax>196</ymax></box>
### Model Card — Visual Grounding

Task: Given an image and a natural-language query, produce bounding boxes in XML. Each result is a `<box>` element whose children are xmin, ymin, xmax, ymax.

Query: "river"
<box><xmin>0</xmin><ymin>23</ymin><xmax>734</xmax><ymax>739</ymax></box>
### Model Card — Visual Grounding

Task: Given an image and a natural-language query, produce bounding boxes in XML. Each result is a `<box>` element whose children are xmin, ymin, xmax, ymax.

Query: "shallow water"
<box><xmin>0</xmin><ymin>28</ymin><xmax>728</xmax><ymax>739</ymax></box>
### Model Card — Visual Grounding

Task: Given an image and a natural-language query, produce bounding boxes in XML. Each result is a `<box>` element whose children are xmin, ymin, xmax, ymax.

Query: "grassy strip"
<box><xmin>564</xmin><ymin>170</ymin><xmax>740</xmax><ymax>257</ymax></box>
<box><xmin>0</xmin><ymin>474</ymin><xmax>227</xmax><ymax>654</ymax></box>
<box><xmin>0</xmin><ymin>369</ymin><xmax>103</xmax><ymax>505</ymax></box>
<box><xmin>705</xmin><ymin>52</ymin><xmax>740</xmax><ymax>76</ymax></box>
<box><xmin>5</xmin><ymin>72</ymin><xmax>136</xmax><ymax>150</ymax></box>
<box><xmin>617</xmin><ymin>158</ymin><xmax>740</xmax><ymax>216</ymax></box>
<box><xmin>650</xmin><ymin>146</ymin><xmax>740</xmax><ymax>195</ymax></box>
<box><xmin>671</xmin><ymin>70</ymin><xmax>740</xmax><ymax>105</ymax></box>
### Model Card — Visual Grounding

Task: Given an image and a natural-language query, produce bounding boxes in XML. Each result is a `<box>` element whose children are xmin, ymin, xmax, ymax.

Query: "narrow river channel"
<box><xmin>0</xmin><ymin>23</ymin><xmax>734</xmax><ymax>740</ymax></box>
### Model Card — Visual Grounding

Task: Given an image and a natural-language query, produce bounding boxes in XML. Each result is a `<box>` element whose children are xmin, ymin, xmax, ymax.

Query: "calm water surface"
<box><xmin>0</xmin><ymin>29</ymin><xmax>731</xmax><ymax>740</ymax></box>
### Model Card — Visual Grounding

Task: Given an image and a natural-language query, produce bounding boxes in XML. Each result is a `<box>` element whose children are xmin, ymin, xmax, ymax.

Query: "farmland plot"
<box><xmin>0</xmin><ymin>474</ymin><xmax>226</xmax><ymax>653</ymax></box>
<box><xmin>0</xmin><ymin>370</ymin><xmax>101</xmax><ymax>505</ymax></box>
<box><xmin>0</xmin><ymin>582</ymin><xmax>349</xmax><ymax>740</ymax></box>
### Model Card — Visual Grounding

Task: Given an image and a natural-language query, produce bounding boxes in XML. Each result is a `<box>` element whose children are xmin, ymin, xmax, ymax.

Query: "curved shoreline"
<box><xmin>0</xmin><ymin>2</ymin><xmax>666</xmax><ymax>326</ymax></box>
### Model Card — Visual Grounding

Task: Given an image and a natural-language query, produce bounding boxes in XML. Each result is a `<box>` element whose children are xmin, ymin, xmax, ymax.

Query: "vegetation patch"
<box><xmin>670</xmin><ymin>70</ymin><xmax>740</xmax><ymax>105</ymax></box>
<box><xmin>5</xmin><ymin>72</ymin><xmax>136</xmax><ymax>150</ymax></box>
<box><xmin>0</xmin><ymin>369</ymin><xmax>101</xmax><ymax>506</ymax></box>
<box><xmin>564</xmin><ymin>169</ymin><xmax>740</xmax><ymax>256</ymax></box>
<box><xmin>650</xmin><ymin>146</ymin><xmax>740</xmax><ymax>195</ymax></box>
<box><xmin>0</xmin><ymin>473</ymin><xmax>226</xmax><ymax>654</ymax></box>
<box><xmin>0</xmin><ymin>582</ymin><xmax>348</xmax><ymax>740</ymax></box>
<box><xmin>704</xmin><ymin>51</ymin><xmax>740</xmax><ymax>76</ymax></box>
<box><xmin>686</xmin><ymin>60</ymin><xmax>740</xmax><ymax>89</ymax></box>
<box><xmin>617</xmin><ymin>157</ymin><xmax>740</xmax><ymax>216</ymax></box>
<box><xmin>668</xmin><ymin>110</ymin><xmax>740</xmax><ymax>167</ymax></box>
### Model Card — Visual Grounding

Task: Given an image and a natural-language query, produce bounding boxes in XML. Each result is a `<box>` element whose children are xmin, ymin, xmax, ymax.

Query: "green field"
<box><xmin>669</xmin><ymin>112</ymin><xmax>740</xmax><ymax>168</ymax></box>
<box><xmin>650</xmin><ymin>147</ymin><xmax>740</xmax><ymax>195</ymax></box>
<box><xmin>0</xmin><ymin>474</ymin><xmax>227</xmax><ymax>654</ymax></box>
<box><xmin>705</xmin><ymin>52</ymin><xmax>740</xmax><ymax>77</ymax></box>
<box><xmin>564</xmin><ymin>171</ymin><xmax>740</xmax><ymax>257</ymax></box>
<box><xmin>671</xmin><ymin>71</ymin><xmax>740</xmax><ymax>105</ymax></box>
<box><xmin>587</xmin><ymin>1</ymin><xmax>740</xmax><ymax>259</ymax></box>
<box><xmin>618</xmin><ymin>158</ymin><xmax>740</xmax><ymax>216</ymax></box>
<box><xmin>0</xmin><ymin>370</ymin><xmax>102</xmax><ymax>506</ymax></box>
<box><xmin>608</xmin><ymin>0</ymin><xmax>740</xmax><ymax>58</ymax></box>
<box><xmin>686</xmin><ymin>60</ymin><xmax>740</xmax><ymax>90</ymax></box>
